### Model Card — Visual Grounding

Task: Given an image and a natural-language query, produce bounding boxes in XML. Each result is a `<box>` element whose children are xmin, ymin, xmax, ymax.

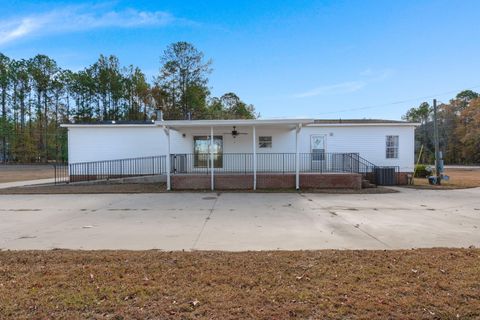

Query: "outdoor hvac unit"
<box><xmin>375</xmin><ymin>167</ymin><xmax>397</xmax><ymax>185</ymax></box>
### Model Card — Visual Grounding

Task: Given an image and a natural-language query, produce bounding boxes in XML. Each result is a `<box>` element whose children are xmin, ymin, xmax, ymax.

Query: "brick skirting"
<box><xmin>171</xmin><ymin>173</ymin><xmax>363</xmax><ymax>190</ymax></box>
<box><xmin>171</xmin><ymin>175</ymin><xmax>211</xmax><ymax>190</ymax></box>
<box><xmin>300</xmin><ymin>173</ymin><xmax>362</xmax><ymax>189</ymax></box>
<box><xmin>396</xmin><ymin>172</ymin><xmax>412</xmax><ymax>185</ymax></box>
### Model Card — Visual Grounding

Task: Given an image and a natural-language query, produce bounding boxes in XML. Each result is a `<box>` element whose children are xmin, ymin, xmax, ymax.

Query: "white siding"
<box><xmin>68</xmin><ymin>126</ymin><xmax>166</xmax><ymax>163</ymax></box>
<box><xmin>299</xmin><ymin>125</ymin><xmax>415</xmax><ymax>172</ymax></box>
<box><xmin>168</xmin><ymin>126</ymin><xmax>296</xmax><ymax>154</ymax></box>
<box><xmin>66</xmin><ymin>124</ymin><xmax>415</xmax><ymax>172</ymax></box>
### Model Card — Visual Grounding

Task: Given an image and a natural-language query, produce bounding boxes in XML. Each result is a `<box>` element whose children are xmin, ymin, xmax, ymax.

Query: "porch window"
<box><xmin>386</xmin><ymin>135</ymin><xmax>399</xmax><ymax>159</ymax></box>
<box><xmin>194</xmin><ymin>136</ymin><xmax>223</xmax><ymax>168</ymax></box>
<box><xmin>259</xmin><ymin>136</ymin><xmax>272</xmax><ymax>148</ymax></box>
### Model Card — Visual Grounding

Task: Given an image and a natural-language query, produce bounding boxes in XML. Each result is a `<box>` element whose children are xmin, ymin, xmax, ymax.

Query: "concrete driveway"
<box><xmin>1</xmin><ymin>187</ymin><xmax>479</xmax><ymax>250</ymax></box>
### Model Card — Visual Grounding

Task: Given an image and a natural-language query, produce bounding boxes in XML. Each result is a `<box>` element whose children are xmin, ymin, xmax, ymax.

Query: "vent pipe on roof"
<box><xmin>156</xmin><ymin>109</ymin><xmax>164</xmax><ymax>121</ymax></box>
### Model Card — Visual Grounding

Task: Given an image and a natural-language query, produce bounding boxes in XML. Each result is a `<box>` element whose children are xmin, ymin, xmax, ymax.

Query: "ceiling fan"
<box><xmin>223</xmin><ymin>126</ymin><xmax>248</xmax><ymax>138</ymax></box>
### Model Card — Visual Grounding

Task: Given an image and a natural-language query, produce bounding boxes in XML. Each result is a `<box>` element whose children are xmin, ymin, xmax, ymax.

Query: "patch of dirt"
<box><xmin>0</xmin><ymin>183</ymin><xmax>167</xmax><ymax>194</ymax></box>
<box><xmin>194</xmin><ymin>187</ymin><xmax>397</xmax><ymax>194</ymax></box>
<box><xmin>410</xmin><ymin>168</ymin><xmax>480</xmax><ymax>189</ymax></box>
<box><xmin>0</xmin><ymin>249</ymin><xmax>478</xmax><ymax>319</ymax></box>
<box><xmin>0</xmin><ymin>165</ymin><xmax>54</xmax><ymax>183</ymax></box>
<box><xmin>0</xmin><ymin>183</ymin><xmax>397</xmax><ymax>194</ymax></box>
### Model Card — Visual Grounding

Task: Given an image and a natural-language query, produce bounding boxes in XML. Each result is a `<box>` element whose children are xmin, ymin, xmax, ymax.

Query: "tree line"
<box><xmin>0</xmin><ymin>42</ymin><xmax>257</xmax><ymax>163</ymax></box>
<box><xmin>402</xmin><ymin>90</ymin><xmax>480</xmax><ymax>164</ymax></box>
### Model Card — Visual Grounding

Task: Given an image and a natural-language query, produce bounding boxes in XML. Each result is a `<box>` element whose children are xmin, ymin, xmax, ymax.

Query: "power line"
<box><xmin>307</xmin><ymin>84</ymin><xmax>480</xmax><ymax>116</ymax></box>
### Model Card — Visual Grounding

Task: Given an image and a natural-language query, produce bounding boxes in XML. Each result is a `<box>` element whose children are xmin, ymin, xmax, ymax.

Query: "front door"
<box><xmin>310</xmin><ymin>135</ymin><xmax>326</xmax><ymax>171</ymax></box>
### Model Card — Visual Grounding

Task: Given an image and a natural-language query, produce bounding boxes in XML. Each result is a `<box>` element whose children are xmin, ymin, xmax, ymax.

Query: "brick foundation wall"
<box><xmin>257</xmin><ymin>174</ymin><xmax>295</xmax><ymax>189</ymax></box>
<box><xmin>171</xmin><ymin>175</ymin><xmax>211</xmax><ymax>190</ymax></box>
<box><xmin>396</xmin><ymin>172</ymin><xmax>412</xmax><ymax>185</ymax></box>
<box><xmin>301</xmin><ymin>173</ymin><xmax>362</xmax><ymax>189</ymax></box>
<box><xmin>215</xmin><ymin>175</ymin><xmax>254</xmax><ymax>190</ymax></box>
<box><xmin>171</xmin><ymin>173</ymin><xmax>362</xmax><ymax>190</ymax></box>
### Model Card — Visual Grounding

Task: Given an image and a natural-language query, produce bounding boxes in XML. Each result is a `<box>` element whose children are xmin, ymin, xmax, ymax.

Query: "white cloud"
<box><xmin>293</xmin><ymin>68</ymin><xmax>395</xmax><ymax>98</ymax></box>
<box><xmin>293</xmin><ymin>81</ymin><xmax>366</xmax><ymax>98</ymax></box>
<box><xmin>0</xmin><ymin>5</ymin><xmax>179</xmax><ymax>46</ymax></box>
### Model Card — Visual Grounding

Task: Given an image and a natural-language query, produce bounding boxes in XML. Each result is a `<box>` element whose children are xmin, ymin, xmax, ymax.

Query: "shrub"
<box><xmin>414</xmin><ymin>164</ymin><xmax>430</xmax><ymax>178</ymax></box>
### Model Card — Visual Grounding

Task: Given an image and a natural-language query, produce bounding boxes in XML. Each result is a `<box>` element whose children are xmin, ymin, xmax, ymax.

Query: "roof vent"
<box><xmin>155</xmin><ymin>109</ymin><xmax>164</xmax><ymax>121</ymax></box>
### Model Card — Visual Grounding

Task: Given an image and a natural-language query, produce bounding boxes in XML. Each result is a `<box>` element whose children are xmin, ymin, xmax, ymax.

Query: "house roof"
<box><xmin>313</xmin><ymin>119</ymin><xmax>411</xmax><ymax>124</ymax></box>
<box><xmin>61</xmin><ymin>118</ymin><xmax>418</xmax><ymax>128</ymax></box>
<box><xmin>158</xmin><ymin>118</ymin><xmax>314</xmax><ymax>128</ymax></box>
<box><xmin>61</xmin><ymin>120</ymin><xmax>156</xmax><ymax>128</ymax></box>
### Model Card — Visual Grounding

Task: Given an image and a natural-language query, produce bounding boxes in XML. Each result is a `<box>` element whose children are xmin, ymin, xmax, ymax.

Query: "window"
<box><xmin>194</xmin><ymin>136</ymin><xmax>223</xmax><ymax>167</ymax></box>
<box><xmin>386</xmin><ymin>135</ymin><xmax>399</xmax><ymax>159</ymax></box>
<box><xmin>259</xmin><ymin>136</ymin><xmax>272</xmax><ymax>148</ymax></box>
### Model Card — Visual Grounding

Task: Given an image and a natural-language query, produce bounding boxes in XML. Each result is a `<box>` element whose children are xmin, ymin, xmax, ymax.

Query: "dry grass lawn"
<box><xmin>0</xmin><ymin>165</ymin><xmax>54</xmax><ymax>183</ymax></box>
<box><xmin>412</xmin><ymin>167</ymin><xmax>480</xmax><ymax>189</ymax></box>
<box><xmin>0</xmin><ymin>182</ymin><xmax>168</xmax><ymax>194</ymax></box>
<box><xmin>0</xmin><ymin>249</ymin><xmax>479</xmax><ymax>319</ymax></box>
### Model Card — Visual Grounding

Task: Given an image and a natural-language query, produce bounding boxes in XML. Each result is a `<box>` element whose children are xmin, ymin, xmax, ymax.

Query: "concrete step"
<box><xmin>362</xmin><ymin>179</ymin><xmax>376</xmax><ymax>189</ymax></box>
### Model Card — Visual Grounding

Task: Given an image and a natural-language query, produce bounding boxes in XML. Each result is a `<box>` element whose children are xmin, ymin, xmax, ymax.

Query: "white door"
<box><xmin>310</xmin><ymin>135</ymin><xmax>326</xmax><ymax>171</ymax></box>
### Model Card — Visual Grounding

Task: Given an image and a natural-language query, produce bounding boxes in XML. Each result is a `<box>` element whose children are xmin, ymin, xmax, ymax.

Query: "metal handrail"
<box><xmin>54</xmin><ymin>155</ymin><xmax>167</xmax><ymax>184</ymax></box>
<box><xmin>54</xmin><ymin>152</ymin><xmax>387</xmax><ymax>185</ymax></box>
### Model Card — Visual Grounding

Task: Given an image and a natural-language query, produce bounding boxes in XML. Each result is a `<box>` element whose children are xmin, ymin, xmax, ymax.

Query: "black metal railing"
<box><xmin>299</xmin><ymin>152</ymin><xmax>361</xmax><ymax>173</ymax></box>
<box><xmin>54</xmin><ymin>155</ymin><xmax>167</xmax><ymax>184</ymax></box>
<box><xmin>344</xmin><ymin>153</ymin><xmax>400</xmax><ymax>185</ymax></box>
<box><xmin>169</xmin><ymin>152</ymin><xmax>373</xmax><ymax>175</ymax></box>
<box><xmin>53</xmin><ymin>163</ymin><xmax>69</xmax><ymax>184</ymax></box>
<box><xmin>55</xmin><ymin>152</ymin><xmax>396</xmax><ymax>185</ymax></box>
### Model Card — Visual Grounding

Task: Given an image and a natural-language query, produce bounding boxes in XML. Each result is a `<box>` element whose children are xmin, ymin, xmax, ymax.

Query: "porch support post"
<box><xmin>166</xmin><ymin>126</ymin><xmax>171</xmax><ymax>191</ymax></box>
<box><xmin>253</xmin><ymin>126</ymin><xmax>257</xmax><ymax>190</ymax></box>
<box><xmin>295</xmin><ymin>124</ymin><xmax>301</xmax><ymax>190</ymax></box>
<box><xmin>210</xmin><ymin>126</ymin><xmax>214</xmax><ymax>191</ymax></box>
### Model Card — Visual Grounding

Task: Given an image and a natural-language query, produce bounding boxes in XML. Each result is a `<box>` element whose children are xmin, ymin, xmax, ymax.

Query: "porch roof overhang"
<box><xmin>156</xmin><ymin>118</ymin><xmax>314</xmax><ymax>129</ymax></box>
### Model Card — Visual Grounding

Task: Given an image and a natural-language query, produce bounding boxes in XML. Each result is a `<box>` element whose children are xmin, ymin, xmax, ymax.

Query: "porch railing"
<box><xmin>170</xmin><ymin>153</ymin><xmax>368</xmax><ymax>175</ymax></box>
<box><xmin>54</xmin><ymin>155</ymin><xmax>167</xmax><ymax>184</ymax></box>
<box><xmin>54</xmin><ymin>152</ymin><xmax>396</xmax><ymax>185</ymax></box>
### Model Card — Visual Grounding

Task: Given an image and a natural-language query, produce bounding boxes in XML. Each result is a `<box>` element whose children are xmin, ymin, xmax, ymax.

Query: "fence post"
<box><xmin>244</xmin><ymin>153</ymin><xmax>247</xmax><ymax>174</ymax></box>
<box><xmin>295</xmin><ymin>124</ymin><xmax>300</xmax><ymax>190</ymax></box>
<box><xmin>252</xmin><ymin>126</ymin><xmax>257</xmax><ymax>190</ymax></box>
<box><xmin>166</xmin><ymin>127</ymin><xmax>171</xmax><ymax>190</ymax></box>
<box><xmin>210</xmin><ymin>126</ymin><xmax>214</xmax><ymax>191</ymax></box>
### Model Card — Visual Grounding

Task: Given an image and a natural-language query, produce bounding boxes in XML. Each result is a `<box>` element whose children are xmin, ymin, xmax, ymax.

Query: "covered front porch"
<box><xmin>162</xmin><ymin>119</ymin><xmax>367</xmax><ymax>190</ymax></box>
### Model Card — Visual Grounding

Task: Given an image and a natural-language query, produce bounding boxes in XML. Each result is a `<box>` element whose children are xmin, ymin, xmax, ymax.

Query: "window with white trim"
<box><xmin>259</xmin><ymin>136</ymin><xmax>272</xmax><ymax>148</ymax></box>
<box><xmin>386</xmin><ymin>135</ymin><xmax>399</xmax><ymax>159</ymax></box>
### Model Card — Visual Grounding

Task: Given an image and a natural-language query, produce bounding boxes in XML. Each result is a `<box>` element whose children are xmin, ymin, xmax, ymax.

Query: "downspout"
<box><xmin>295</xmin><ymin>124</ymin><xmax>301</xmax><ymax>190</ymax></box>
<box><xmin>210</xmin><ymin>126</ymin><xmax>214</xmax><ymax>191</ymax></box>
<box><xmin>166</xmin><ymin>126</ymin><xmax>171</xmax><ymax>191</ymax></box>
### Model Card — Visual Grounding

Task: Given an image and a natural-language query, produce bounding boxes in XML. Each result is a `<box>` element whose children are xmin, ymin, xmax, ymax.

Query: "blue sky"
<box><xmin>1</xmin><ymin>0</ymin><xmax>479</xmax><ymax>119</ymax></box>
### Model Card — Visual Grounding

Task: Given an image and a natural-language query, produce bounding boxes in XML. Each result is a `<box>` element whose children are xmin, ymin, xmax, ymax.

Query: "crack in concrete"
<box><xmin>192</xmin><ymin>194</ymin><xmax>220</xmax><ymax>249</ymax></box>
<box><xmin>351</xmin><ymin>223</ymin><xmax>391</xmax><ymax>248</ymax></box>
<box><xmin>298</xmin><ymin>193</ymin><xmax>391</xmax><ymax>249</ymax></box>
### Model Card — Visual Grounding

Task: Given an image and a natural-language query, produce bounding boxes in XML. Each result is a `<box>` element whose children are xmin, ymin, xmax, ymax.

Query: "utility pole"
<box><xmin>433</xmin><ymin>99</ymin><xmax>442</xmax><ymax>185</ymax></box>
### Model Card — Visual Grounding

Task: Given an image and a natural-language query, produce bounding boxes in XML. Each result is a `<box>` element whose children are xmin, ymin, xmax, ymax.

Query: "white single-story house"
<box><xmin>61</xmin><ymin>118</ymin><xmax>417</xmax><ymax>190</ymax></box>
